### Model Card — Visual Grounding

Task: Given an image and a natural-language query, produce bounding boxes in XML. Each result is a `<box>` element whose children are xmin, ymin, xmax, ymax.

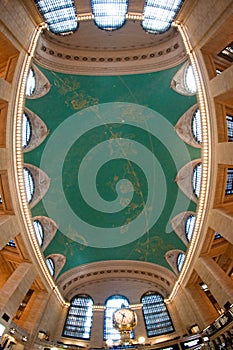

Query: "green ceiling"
<box><xmin>25</xmin><ymin>62</ymin><xmax>200</xmax><ymax>276</ymax></box>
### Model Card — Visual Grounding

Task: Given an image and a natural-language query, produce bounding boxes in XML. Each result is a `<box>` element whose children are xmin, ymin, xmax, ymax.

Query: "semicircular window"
<box><xmin>104</xmin><ymin>295</ymin><xmax>131</xmax><ymax>341</ymax></box>
<box><xmin>22</xmin><ymin>113</ymin><xmax>32</xmax><ymax>149</ymax></box>
<box><xmin>142</xmin><ymin>0</ymin><xmax>183</xmax><ymax>34</ymax></box>
<box><xmin>141</xmin><ymin>292</ymin><xmax>174</xmax><ymax>337</ymax></box>
<box><xmin>46</xmin><ymin>257</ymin><xmax>55</xmax><ymax>277</ymax></box>
<box><xmin>91</xmin><ymin>0</ymin><xmax>128</xmax><ymax>31</ymax></box>
<box><xmin>177</xmin><ymin>252</ymin><xmax>185</xmax><ymax>272</ymax></box>
<box><xmin>26</xmin><ymin>68</ymin><xmax>36</xmax><ymax>97</ymax></box>
<box><xmin>185</xmin><ymin>215</ymin><xmax>196</xmax><ymax>242</ymax></box>
<box><xmin>23</xmin><ymin>167</ymin><xmax>35</xmax><ymax>203</ymax></box>
<box><xmin>191</xmin><ymin>109</ymin><xmax>202</xmax><ymax>144</ymax></box>
<box><xmin>185</xmin><ymin>64</ymin><xmax>197</xmax><ymax>94</ymax></box>
<box><xmin>192</xmin><ymin>163</ymin><xmax>202</xmax><ymax>198</ymax></box>
<box><xmin>63</xmin><ymin>294</ymin><xmax>94</xmax><ymax>340</ymax></box>
<box><xmin>33</xmin><ymin>220</ymin><xmax>44</xmax><ymax>247</ymax></box>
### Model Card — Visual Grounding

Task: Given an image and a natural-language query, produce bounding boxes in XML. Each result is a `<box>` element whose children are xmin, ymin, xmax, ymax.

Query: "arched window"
<box><xmin>226</xmin><ymin>114</ymin><xmax>233</xmax><ymax>142</ymax></box>
<box><xmin>104</xmin><ymin>295</ymin><xmax>130</xmax><ymax>341</ymax></box>
<box><xmin>91</xmin><ymin>0</ymin><xmax>128</xmax><ymax>31</ymax></box>
<box><xmin>192</xmin><ymin>163</ymin><xmax>202</xmax><ymax>198</ymax></box>
<box><xmin>177</xmin><ymin>253</ymin><xmax>185</xmax><ymax>272</ymax></box>
<box><xmin>26</xmin><ymin>68</ymin><xmax>36</xmax><ymax>96</ymax></box>
<box><xmin>226</xmin><ymin>168</ymin><xmax>233</xmax><ymax>195</ymax></box>
<box><xmin>22</xmin><ymin>112</ymin><xmax>32</xmax><ymax>149</ymax></box>
<box><xmin>185</xmin><ymin>215</ymin><xmax>196</xmax><ymax>242</ymax></box>
<box><xmin>141</xmin><ymin>292</ymin><xmax>174</xmax><ymax>337</ymax></box>
<box><xmin>184</xmin><ymin>64</ymin><xmax>197</xmax><ymax>94</ymax></box>
<box><xmin>46</xmin><ymin>257</ymin><xmax>55</xmax><ymax>277</ymax></box>
<box><xmin>33</xmin><ymin>220</ymin><xmax>44</xmax><ymax>247</ymax></box>
<box><xmin>191</xmin><ymin>109</ymin><xmax>202</xmax><ymax>144</ymax></box>
<box><xmin>63</xmin><ymin>295</ymin><xmax>94</xmax><ymax>340</ymax></box>
<box><xmin>23</xmin><ymin>167</ymin><xmax>35</xmax><ymax>203</ymax></box>
<box><xmin>34</xmin><ymin>0</ymin><xmax>77</xmax><ymax>34</ymax></box>
<box><xmin>142</xmin><ymin>0</ymin><xmax>183</xmax><ymax>34</ymax></box>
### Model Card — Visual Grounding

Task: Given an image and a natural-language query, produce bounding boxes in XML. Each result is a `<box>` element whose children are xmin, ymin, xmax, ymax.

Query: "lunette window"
<box><xmin>33</xmin><ymin>220</ymin><xmax>44</xmax><ymax>247</ymax></box>
<box><xmin>177</xmin><ymin>253</ymin><xmax>185</xmax><ymax>272</ymax></box>
<box><xmin>191</xmin><ymin>109</ymin><xmax>202</xmax><ymax>144</ymax></box>
<box><xmin>104</xmin><ymin>295</ymin><xmax>131</xmax><ymax>341</ymax></box>
<box><xmin>184</xmin><ymin>64</ymin><xmax>197</xmax><ymax>94</ymax></box>
<box><xmin>26</xmin><ymin>68</ymin><xmax>36</xmax><ymax>96</ymax></box>
<box><xmin>63</xmin><ymin>295</ymin><xmax>94</xmax><ymax>339</ymax></box>
<box><xmin>91</xmin><ymin>0</ymin><xmax>128</xmax><ymax>31</ymax></box>
<box><xmin>185</xmin><ymin>215</ymin><xmax>196</xmax><ymax>242</ymax></box>
<box><xmin>22</xmin><ymin>113</ymin><xmax>32</xmax><ymax>149</ymax></box>
<box><xmin>46</xmin><ymin>257</ymin><xmax>55</xmax><ymax>276</ymax></box>
<box><xmin>192</xmin><ymin>163</ymin><xmax>202</xmax><ymax>198</ymax></box>
<box><xmin>141</xmin><ymin>292</ymin><xmax>174</xmax><ymax>337</ymax></box>
<box><xmin>23</xmin><ymin>167</ymin><xmax>35</xmax><ymax>203</ymax></box>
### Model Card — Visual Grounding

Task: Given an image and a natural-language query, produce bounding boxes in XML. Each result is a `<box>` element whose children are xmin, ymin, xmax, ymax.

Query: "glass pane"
<box><xmin>142</xmin><ymin>0</ymin><xmax>183</xmax><ymax>34</ymax></box>
<box><xmin>33</xmin><ymin>220</ymin><xmax>44</xmax><ymax>246</ymax></box>
<box><xmin>185</xmin><ymin>64</ymin><xmax>197</xmax><ymax>94</ymax></box>
<box><xmin>22</xmin><ymin>113</ymin><xmax>32</xmax><ymax>149</ymax></box>
<box><xmin>23</xmin><ymin>167</ymin><xmax>35</xmax><ymax>203</ymax></box>
<box><xmin>26</xmin><ymin>68</ymin><xmax>36</xmax><ymax>96</ymax></box>
<box><xmin>141</xmin><ymin>292</ymin><xmax>174</xmax><ymax>336</ymax></box>
<box><xmin>104</xmin><ymin>295</ymin><xmax>130</xmax><ymax>341</ymax></box>
<box><xmin>63</xmin><ymin>295</ymin><xmax>93</xmax><ymax>339</ymax></box>
<box><xmin>91</xmin><ymin>0</ymin><xmax>128</xmax><ymax>31</ymax></box>
<box><xmin>46</xmin><ymin>257</ymin><xmax>55</xmax><ymax>276</ymax></box>
<box><xmin>192</xmin><ymin>163</ymin><xmax>202</xmax><ymax>198</ymax></box>
<box><xmin>192</xmin><ymin>109</ymin><xmax>202</xmax><ymax>144</ymax></box>
<box><xmin>34</xmin><ymin>0</ymin><xmax>77</xmax><ymax>34</ymax></box>
<box><xmin>177</xmin><ymin>253</ymin><xmax>185</xmax><ymax>272</ymax></box>
<box><xmin>185</xmin><ymin>215</ymin><xmax>195</xmax><ymax>242</ymax></box>
<box><xmin>225</xmin><ymin>168</ymin><xmax>233</xmax><ymax>195</ymax></box>
<box><xmin>226</xmin><ymin>114</ymin><xmax>233</xmax><ymax>142</ymax></box>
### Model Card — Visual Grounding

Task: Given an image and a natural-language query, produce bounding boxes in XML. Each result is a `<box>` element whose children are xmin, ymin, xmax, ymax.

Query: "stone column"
<box><xmin>209</xmin><ymin>209</ymin><xmax>233</xmax><ymax>245</ymax></box>
<box><xmin>195</xmin><ymin>256</ymin><xmax>233</xmax><ymax>308</ymax></box>
<box><xmin>0</xmin><ymin>262</ymin><xmax>37</xmax><ymax>322</ymax></box>
<box><xmin>90</xmin><ymin>307</ymin><xmax>105</xmax><ymax>348</ymax></box>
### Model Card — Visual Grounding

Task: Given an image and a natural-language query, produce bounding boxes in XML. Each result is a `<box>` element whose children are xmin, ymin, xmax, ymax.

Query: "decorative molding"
<box><xmin>171</xmin><ymin>60</ymin><xmax>196</xmax><ymax>96</ymax></box>
<box><xmin>165</xmin><ymin>249</ymin><xmax>185</xmax><ymax>275</ymax></box>
<box><xmin>32</xmin><ymin>215</ymin><xmax>58</xmax><ymax>251</ymax></box>
<box><xmin>46</xmin><ymin>253</ymin><xmax>66</xmax><ymax>280</ymax></box>
<box><xmin>24</xmin><ymin>163</ymin><xmax>50</xmax><ymax>208</ymax></box>
<box><xmin>27</xmin><ymin>63</ymin><xmax>51</xmax><ymax>99</ymax></box>
<box><xmin>175</xmin><ymin>103</ymin><xmax>202</xmax><ymax>148</ymax></box>
<box><xmin>23</xmin><ymin>107</ymin><xmax>49</xmax><ymax>152</ymax></box>
<box><xmin>175</xmin><ymin>159</ymin><xmax>201</xmax><ymax>204</ymax></box>
<box><xmin>171</xmin><ymin>211</ymin><xmax>196</xmax><ymax>246</ymax></box>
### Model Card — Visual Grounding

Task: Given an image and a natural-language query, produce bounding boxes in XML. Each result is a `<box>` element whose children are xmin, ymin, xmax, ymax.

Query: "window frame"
<box><xmin>141</xmin><ymin>292</ymin><xmax>174</xmax><ymax>337</ymax></box>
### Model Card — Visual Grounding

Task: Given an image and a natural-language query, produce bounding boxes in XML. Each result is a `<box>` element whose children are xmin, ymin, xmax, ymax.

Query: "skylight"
<box><xmin>34</xmin><ymin>0</ymin><xmax>77</xmax><ymax>35</ymax></box>
<box><xmin>91</xmin><ymin>0</ymin><xmax>128</xmax><ymax>31</ymax></box>
<box><xmin>142</xmin><ymin>0</ymin><xmax>183</xmax><ymax>34</ymax></box>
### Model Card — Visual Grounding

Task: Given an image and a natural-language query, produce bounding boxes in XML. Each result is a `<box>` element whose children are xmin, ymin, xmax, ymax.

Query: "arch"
<box><xmin>32</xmin><ymin>216</ymin><xmax>58</xmax><ymax>251</ymax></box>
<box><xmin>23</xmin><ymin>108</ymin><xmax>49</xmax><ymax>152</ymax></box>
<box><xmin>141</xmin><ymin>291</ymin><xmax>174</xmax><ymax>337</ymax></box>
<box><xmin>175</xmin><ymin>103</ymin><xmax>202</xmax><ymax>148</ymax></box>
<box><xmin>63</xmin><ymin>294</ymin><xmax>94</xmax><ymax>340</ymax></box>
<box><xmin>104</xmin><ymin>295</ymin><xmax>130</xmax><ymax>341</ymax></box>
<box><xmin>23</xmin><ymin>163</ymin><xmax>50</xmax><ymax>208</ymax></box>
<box><xmin>171</xmin><ymin>211</ymin><xmax>196</xmax><ymax>246</ymax></box>
<box><xmin>45</xmin><ymin>253</ymin><xmax>66</xmax><ymax>280</ymax></box>
<box><xmin>175</xmin><ymin>159</ymin><xmax>202</xmax><ymax>203</ymax></box>
<box><xmin>26</xmin><ymin>64</ymin><xmax>51</xmax><ymax>99</ymax></box>
<box><xmin>165</xmin><ymin>249</ymin><xmax>185</xmax><ymax>275</ymax></box>
<box><xmin>171</xmin><ymin>61</ymin><xmax>197</xmax><ymax>96</ymax></box>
